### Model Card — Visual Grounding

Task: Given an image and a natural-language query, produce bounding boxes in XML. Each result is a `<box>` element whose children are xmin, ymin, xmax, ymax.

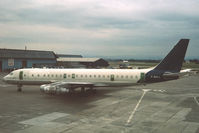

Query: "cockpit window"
<box><xmin>10</xmin><ymin>72</ymin><xmax>14</xmax><ymax>76</ymax></box>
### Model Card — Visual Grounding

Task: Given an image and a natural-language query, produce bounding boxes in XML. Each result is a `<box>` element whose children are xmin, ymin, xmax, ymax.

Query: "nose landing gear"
<box><xmin>17</xmin><ymin>84</ymin><xmax>22</xmax><ymax>92</ymax></box>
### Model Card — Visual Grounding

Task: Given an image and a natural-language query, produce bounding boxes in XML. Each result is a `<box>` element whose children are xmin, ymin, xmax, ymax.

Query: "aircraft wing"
<box><xmin>40</xmin><ymin>81</ymin><xmax>95</xmax><ymax>93</ymax></box>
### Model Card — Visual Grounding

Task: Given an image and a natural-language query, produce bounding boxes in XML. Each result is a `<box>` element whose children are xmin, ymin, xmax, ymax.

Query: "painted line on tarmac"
<box><xmin>125</xmin><ymin>89</ymin><xmax>150</xmax><ymax>126</ymax></box>
<box><xmin>194</xmin><ymin>97</ymin><xmax>199</xmax><ymax>106</ymax></box>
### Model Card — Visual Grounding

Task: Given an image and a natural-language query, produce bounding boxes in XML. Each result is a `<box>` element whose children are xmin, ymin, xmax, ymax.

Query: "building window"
<box><xmin>126</xmin><ymin>76</ymin><xmax>128</xmax><ymax>78</ymax></box>
<box><xmin>98</xmin><ymin>75</ymin><xmax>101</xmax><ymax>78</ymax></box>
<box><xmin>38</xmin><ymin>74</ymin><xmax>40</xmax><ymax>77</ymax></box>
<box><xmin>32</xmin><ymin>74</ymin><xmax>34</xmax><ymax>77</ymax></box>
<box><xmin>121</xmin><ymin>75</ymin><xmax>123</xmax><ymax>78</ymax></box>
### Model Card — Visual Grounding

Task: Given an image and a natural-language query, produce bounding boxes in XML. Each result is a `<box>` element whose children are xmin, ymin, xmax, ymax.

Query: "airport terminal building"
<box><xmin>0</xmin><ymin>48</ymin><xmax>109</xmax><ymax>71</ymax></box>
<box><xmin>0</xmin><ymin>49</ymin><xmax>57</xmax><ymax>72</ymax></box>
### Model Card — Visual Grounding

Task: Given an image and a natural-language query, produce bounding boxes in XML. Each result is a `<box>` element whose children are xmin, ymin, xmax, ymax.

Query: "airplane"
<box><xmin>179</xmin><ymin>69</ymin><xmax>192</xmax><ymax>76</ymax></box>
<box><xmin>3</xmin><ymin>39</ymin><xmax>189</xmax><ymax>94</ymax></box>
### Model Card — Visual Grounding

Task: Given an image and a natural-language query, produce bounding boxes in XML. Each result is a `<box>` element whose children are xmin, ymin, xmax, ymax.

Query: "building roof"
<box><xmin>0</xmin><ymin>49</ymin><xmax>57</xmax><ymax>59</ymax></box>
<box><xmin>56</xmin><ymin>54</ymin><xmax>82</xmax><ymax>58</ymax></box>
<box><xmin>57</xmin><ymin>58</ymin><xmax>102</xmax><ymax>62</ymax></box>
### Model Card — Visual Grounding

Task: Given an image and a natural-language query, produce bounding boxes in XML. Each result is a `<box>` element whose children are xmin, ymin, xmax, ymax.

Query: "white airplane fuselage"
<box><xmin>3</xmin><ymin>68</ymin><xmax>151</xmax><ymax>87</ymax></box>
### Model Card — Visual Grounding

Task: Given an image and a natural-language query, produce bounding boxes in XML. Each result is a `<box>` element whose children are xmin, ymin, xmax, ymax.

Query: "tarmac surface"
<box><xmin>0</xmin><ymin>73</ymin><xmax>199</xmax><ymax>133</ymax></box>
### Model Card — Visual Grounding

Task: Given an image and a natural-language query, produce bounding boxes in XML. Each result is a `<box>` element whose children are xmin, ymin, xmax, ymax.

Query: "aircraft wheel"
<box><xmin>17</xmin><ymin>87</ymin><xmax>22</xmax><ymax>92</ymax></box>
<box><xmin>17</xmin><ymin>85</ymin><xmax>22</xmax><ymax>92</ymax></box>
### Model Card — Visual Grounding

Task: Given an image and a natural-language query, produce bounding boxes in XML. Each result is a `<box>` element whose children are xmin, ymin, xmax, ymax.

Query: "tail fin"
<box><xmin>154</xmin><ymin>39</ymin><xmax>189</xmax><ymax>72</ymax></box>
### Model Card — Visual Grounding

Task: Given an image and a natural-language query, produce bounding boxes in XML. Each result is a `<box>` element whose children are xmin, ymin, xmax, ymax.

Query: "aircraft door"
<box><xmin>63</xmin><ymin>74</ymin><xmax>67</xmax><ymax>79</ymax></box>
<box><xmin>110</xmin><ymin>74</ymin><xmax>114</xmax><ymax>81</ymax></box>
<box><xmin>140</xmin><ymin>72</ymin><xmax>145</xmax><ymax>82</ymax></box>
<box><xmin>19</xmin><ymin>71</ymin><xmax>23</xmax><ymax>80</ymax></box>
<box><xmin>72</xmin><ymin>74</ymin><xmax>75</xmax><ymax>79</ymax></box>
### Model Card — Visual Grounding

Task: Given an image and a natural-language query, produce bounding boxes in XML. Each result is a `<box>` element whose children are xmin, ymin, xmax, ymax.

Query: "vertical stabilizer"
<box><xmin>154</xmin><ymin>39</ymin><xmax>189</xmax><ymax>72</ymax></box>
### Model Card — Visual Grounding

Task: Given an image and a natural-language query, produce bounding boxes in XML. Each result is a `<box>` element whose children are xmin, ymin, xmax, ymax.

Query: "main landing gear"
<box><xmin>81</xmin><ymin>86</ymin><xmax>96</xmax><ymax>94</ymax></box>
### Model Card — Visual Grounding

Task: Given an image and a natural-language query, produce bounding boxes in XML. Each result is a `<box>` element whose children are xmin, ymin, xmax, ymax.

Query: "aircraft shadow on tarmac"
<box><xmin>40</xmin><ymin>87</ymin><xmax>126</xmax><ymax>104</ymax></box>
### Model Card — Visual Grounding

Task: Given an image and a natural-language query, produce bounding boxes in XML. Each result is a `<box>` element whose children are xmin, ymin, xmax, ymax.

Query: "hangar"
<box><xmin>0</xmin><ymin>49</ymin><xmax>57</xmax><ymax>72</ymax></box>
<box><xmin>57</xmin><ymin>57</ymin><xmax>109</xmax><ymax>68</ymax></box>
<box><xmin>56</xmin><ymin>54</ymin><xmax>83</xmax><ymax>58</ymax></box>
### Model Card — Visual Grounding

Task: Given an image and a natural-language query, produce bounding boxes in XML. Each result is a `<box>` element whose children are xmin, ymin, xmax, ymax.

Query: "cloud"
<box><xmin>0</xmin><ymin>0</ymin><xmax>199</xmax><ymax>59</ymax></box>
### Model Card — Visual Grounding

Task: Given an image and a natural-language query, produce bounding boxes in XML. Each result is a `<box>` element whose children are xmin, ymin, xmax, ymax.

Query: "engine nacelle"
<box><xmin>40</xmin><ymin>84</ymin><xmax>69</xmax><ymax>94</ymax></box>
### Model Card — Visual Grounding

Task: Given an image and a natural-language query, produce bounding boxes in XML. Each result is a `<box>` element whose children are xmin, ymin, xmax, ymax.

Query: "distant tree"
<box><xmin>189</xmin><ymin>59</ymin><xmax>199</xmax><ymax>64</ymax></box>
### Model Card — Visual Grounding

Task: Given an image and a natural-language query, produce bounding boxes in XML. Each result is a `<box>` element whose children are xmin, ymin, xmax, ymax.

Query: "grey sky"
<box><xmin>0</xmin><ymin>0</ymin><xmax>198</xmax><ymax>59</ymax></box>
